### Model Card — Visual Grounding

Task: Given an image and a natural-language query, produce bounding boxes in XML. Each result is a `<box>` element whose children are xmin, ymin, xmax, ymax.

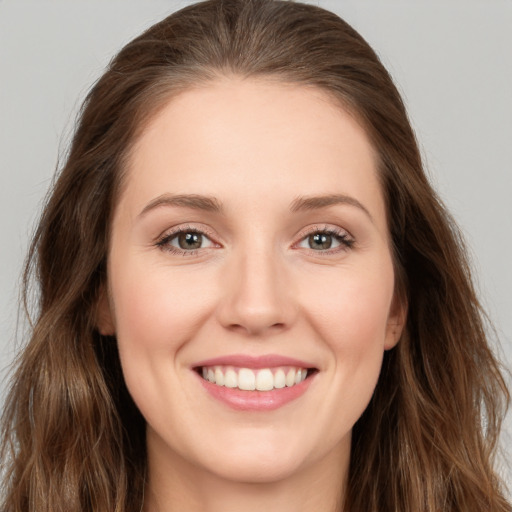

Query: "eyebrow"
<box><xmin>138</xmin><ymin>193</ymin><xmax>224</xmax><ymax>217</ymax></box>
<box><xmin>289</xmin><ymin>194</ymin><xmax>373</xmax><ymax>222</ymax></box>
<box><xmin>138</xmin><ymin>192</ymin><xmax>372</xmax><ymax>221</ymax></box>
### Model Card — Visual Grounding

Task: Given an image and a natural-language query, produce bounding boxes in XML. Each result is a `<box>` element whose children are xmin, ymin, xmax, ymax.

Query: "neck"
<box><xmin>143</xmin><ymin>435</ymin><xmax>349</xmax><ymax>512</ymax></box>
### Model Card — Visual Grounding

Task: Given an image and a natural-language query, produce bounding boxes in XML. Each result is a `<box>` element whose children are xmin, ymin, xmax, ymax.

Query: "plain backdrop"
<box><xmin>1</xmin><ymin>0</ymin><xmax>511</xmax><ymax>489</ymax></box>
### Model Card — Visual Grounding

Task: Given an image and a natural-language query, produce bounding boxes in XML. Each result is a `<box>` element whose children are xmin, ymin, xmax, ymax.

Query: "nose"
<box><xmin>216</xmin><ymin>246</ymin><xmax>298</xmax><ymax>337</ymax></box>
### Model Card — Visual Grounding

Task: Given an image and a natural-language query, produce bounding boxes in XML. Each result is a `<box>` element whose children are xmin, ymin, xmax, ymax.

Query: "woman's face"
<box><xmin>100</xmin><ymin>77</ymin><xmax>404</xmax><ymax>486</ymax></box>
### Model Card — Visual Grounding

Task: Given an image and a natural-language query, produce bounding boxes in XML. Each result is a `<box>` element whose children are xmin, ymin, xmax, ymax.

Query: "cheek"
<box><xmin>300</xmin><ymin>263</ymin><xmax>395</xmax><ymax>354</ymax></box>
<box><xmin>109</xmin><ymin>259</ymin><xmax>221</xmax><ymax>415</ymax></box>
<box><xmin>297</xmin><ymin>258</ymin><xmax>394</xmax><ymax>410</ymax></box>
<box><xmin>282</xmin><ymin>260</ymin><xmax>395</xmax><ymax>452</ymax></box>
<box><xmin>112</xmin><ymin>261</ymin><xmax>215</xmax><ymax>343</ymax></box>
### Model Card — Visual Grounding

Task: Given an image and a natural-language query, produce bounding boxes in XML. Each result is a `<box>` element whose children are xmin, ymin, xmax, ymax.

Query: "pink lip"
<box><xmin>192</xmin><ymin>354</ymin><xmax>318</xmax><ymax>411</ymax></box>
<box><xmin>193</xmin><ymin>353</ymin><xmax>316</xmax><ymax>370</ymax></box>
<box><xmin>195</xmin><ymin>371</ymin><xmax>316</xmax><ymax>411</ymax></box>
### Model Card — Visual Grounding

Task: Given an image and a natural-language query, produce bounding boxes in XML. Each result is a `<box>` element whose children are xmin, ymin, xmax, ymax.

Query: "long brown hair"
<box><xmin>1</xmin><ymin>1</ymin><xmax>510</xmax><ymax>510</ymax></box>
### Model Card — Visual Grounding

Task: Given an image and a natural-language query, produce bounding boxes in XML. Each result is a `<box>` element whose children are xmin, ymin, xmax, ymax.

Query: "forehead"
<box><xmin>119</xmin><ymin>77</ymin><xmax>386</xmax><ymax>228</ymax></box>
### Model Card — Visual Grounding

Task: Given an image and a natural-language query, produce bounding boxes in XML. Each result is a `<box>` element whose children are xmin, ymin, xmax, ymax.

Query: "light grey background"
<box><xmin>1</xmin><ymin>0</ymin><xmax>510</xmax><ymax>488</ymax></box>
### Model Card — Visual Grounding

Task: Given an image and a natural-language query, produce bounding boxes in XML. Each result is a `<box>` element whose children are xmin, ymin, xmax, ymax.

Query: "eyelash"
<box><xmin>296</xmin><ymin>225</ymin><xmax>355</xmax><ymax>255</ymax></box>
<box><xmin>155</xmin><ymin>225</ymin><xmax>217</xmax><ymax>257</ymax></box>
<box><xmin>155</xmin><ymin>225</ymin><xmax>355</xmax><ymax>257</ymax></box>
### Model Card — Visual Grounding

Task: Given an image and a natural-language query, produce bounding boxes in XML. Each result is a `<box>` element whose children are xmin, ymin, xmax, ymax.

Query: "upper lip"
<box><xmin>193</xmin><ymin>354</ymin><xmax>317</xmax><ymax>370</ymax></box>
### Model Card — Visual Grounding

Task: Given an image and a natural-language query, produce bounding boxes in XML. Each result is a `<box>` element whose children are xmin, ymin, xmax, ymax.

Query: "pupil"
<box><xmin>178</xmin><ymin>232</ymin><xmax>202</xmax><ymax>250</ymax></box>
<box><xmin>309</xmin><ymin>233</ymin><xmax>332</xmax><ymax>250</ymax></box>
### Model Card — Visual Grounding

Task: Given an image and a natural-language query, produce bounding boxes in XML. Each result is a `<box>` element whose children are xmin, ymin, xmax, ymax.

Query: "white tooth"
<box><xmin>256</xmin><ymin>369</ymin><xmax>274</xmax><ymax>391</ymax></box>
<box><xmin>207</xmin><ymin>368</ymin><xmax>215</xmax><ymax>383</ymax></box>
<box><xmin>214</xmin><ymin>366</ymin><xmax>224</xmax><ymax>386</ymax></box>
<box><xmin>238</xmin><ymin>368</ymin><xmax>256</xmax><ymax>391</ymax></box>
<box><xmin>274</xmin><ymin>369</ymin><xmax>286</xmax><ymax>389</ymax></box>
<box><xmin>224</xmin><ymin>367</ymin><xmax>237</xmax><ymax>388</ymax></box>
<box><xmin>301</xmin><ymin>369</ymin><xmax>308</xmax><ymax>381</ymax></box>
<box><xmin>285</xmin><ymin>368</ymin><xmax>296</xmax><ymax>387</ymax></box>
<box><xmin>295</xmin><ymin>369</ymin><xmax>302</xmax><ymax>385</ymax></box>
<box><xmin>202</xmin><ymin>367</ymin><xmax>208</xmax><ymax>379</ymax></box>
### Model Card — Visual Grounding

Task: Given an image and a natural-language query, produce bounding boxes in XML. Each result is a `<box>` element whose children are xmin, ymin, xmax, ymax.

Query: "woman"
<box><xmin>1</xmin><ymin>0</ymin><xmax>510</xmax><ymax>510</ymax></box>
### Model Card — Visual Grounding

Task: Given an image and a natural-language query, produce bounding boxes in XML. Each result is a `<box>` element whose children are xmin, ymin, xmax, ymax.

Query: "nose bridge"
<box><xmin>217</xmin><ymin>234</ymin><xmax>295</xmax><ymax>336</ymax></box>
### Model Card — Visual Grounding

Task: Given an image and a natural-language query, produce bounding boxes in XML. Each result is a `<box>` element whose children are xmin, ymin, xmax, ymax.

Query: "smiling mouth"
<box><xmin>195</xmin><ymin>365</ymin><xmax>318</xmax><ymax>391</ymax></box>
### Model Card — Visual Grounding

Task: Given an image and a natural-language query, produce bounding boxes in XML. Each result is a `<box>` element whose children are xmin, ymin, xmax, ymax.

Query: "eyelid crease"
<box><xmin>155</xmin><ymin>223</ymin><xmax>217</xmax><ymax>241</ymax></box>
<box><xmin>294</xmin><ymin>223</ymin><xmax>354</xmax><ymax>241</ymax></box>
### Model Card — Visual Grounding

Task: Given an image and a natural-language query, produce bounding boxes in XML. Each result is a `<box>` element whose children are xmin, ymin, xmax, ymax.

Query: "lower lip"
<box><xmin>196</xmin><ymin>372</ymin><xmax>316</xmax><ymax>411</ymax></box>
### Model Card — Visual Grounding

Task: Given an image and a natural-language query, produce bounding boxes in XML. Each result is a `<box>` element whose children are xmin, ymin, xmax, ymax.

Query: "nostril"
<box><xmin>226</xmin><ymin>321</ymin><xmax>287</xmax><ymax>337</ymax></box>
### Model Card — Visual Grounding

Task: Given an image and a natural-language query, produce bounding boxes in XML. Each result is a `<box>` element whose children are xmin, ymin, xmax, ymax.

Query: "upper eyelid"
<box><xmin>294</xmin><ymin>224</ymin><xmax>353</xmax><ymax>241</ymax></box>
<box><xmin>156</xmin><ymin>223</ymin><xmax>217</xmax><ymax>242</ymax></box>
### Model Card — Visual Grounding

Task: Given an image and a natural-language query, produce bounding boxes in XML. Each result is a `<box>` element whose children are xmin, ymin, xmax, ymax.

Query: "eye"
<box><xmin>296</xmin><ymin>227</ymin><xmax>354</xmax><ymax>252</ymax></box>
<box><xmin>156</xmin><ymin>227</ymin><xmax>216</xmax><ymax>255</ymax></box>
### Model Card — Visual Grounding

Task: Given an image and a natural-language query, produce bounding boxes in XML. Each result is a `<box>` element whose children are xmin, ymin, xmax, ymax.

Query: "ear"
<box><xmin>95</xmin><ymin>284</ymin><xmax>116</xmax><ymax>336</ymax></box>
<box><xmin>384</xmin><ymin>291</ymin><xmax>407</xmax><ymax>350</ymax></box>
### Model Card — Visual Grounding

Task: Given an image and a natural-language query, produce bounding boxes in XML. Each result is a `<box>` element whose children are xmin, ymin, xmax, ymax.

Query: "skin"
<box><xmin>98</xmin><ymin>77</ymin><xmax>405</xmax><ymax>512</ymax></box>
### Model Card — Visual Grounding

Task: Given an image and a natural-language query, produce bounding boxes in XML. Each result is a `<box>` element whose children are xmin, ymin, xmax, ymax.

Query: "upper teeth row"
<box><xmin>201</xmin><ymin>366</ymin><xmax>308</xmax><ymax>391</ymax></box>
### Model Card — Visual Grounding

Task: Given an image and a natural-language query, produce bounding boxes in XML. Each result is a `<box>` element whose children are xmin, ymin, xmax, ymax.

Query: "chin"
<box><xmin>203</xmin><ymin>453</ymin><xmax>305</xmax><ymax>485</ymax></box>
<box><xmin>191</xmin><ymin>427</ymin><xmax>337</xmax><ymax>486</ymax></box>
